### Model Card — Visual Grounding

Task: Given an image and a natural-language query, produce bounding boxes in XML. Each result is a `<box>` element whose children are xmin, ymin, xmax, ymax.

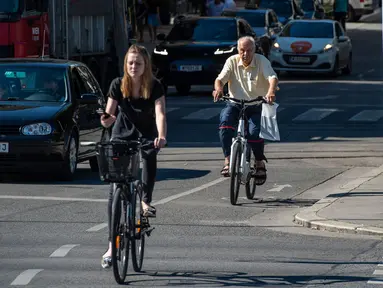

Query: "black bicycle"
<box><xmin>88</xmin><ymin>138</ymin><xmax>155</xmax><ymax>284</ymax></box>
<box><xmin>220</xmin><ymin>95</ymin><xmax>267</xmax><ymax>205</ymax></box>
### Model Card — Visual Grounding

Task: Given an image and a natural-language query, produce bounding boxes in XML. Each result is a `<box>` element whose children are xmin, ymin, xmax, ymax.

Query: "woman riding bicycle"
<box><xmin>100</xmin><ymin>44</ymin><xmax>167</xmax><ymax>268</ymax></box>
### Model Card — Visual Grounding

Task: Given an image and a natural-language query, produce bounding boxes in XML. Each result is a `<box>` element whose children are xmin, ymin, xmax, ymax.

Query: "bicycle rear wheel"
<box><xmin>131</xmin><ymin>180</ymin><xmax>145</xmax><ymax>272</ymax></box>
<box><xmin>230</xmin><ymin>141</ymin><xmax>242</xmax><ymax>205</ymax></box>
<box><xmin>111</xmin><ymin>186</ymin><xmax>129</xmax><ymax>284</ymax></box>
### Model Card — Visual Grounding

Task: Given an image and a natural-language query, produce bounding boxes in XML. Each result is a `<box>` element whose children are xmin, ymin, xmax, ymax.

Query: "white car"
<box><xmin>269</xmin><ymin>19</ymin><xmax>352</xmax><ymax>76</ymax></box>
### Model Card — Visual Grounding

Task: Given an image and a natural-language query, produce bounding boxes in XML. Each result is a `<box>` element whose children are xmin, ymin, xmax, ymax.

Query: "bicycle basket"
<box><xmin>96</xmin><ymin>142</ymin><xmax>140</xmax><ymax>183</ymax></box>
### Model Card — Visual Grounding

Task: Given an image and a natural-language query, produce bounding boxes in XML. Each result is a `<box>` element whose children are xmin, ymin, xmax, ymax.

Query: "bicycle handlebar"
<box><xmin>220</xmin><ymin>95</ymin><xmax>267</xmax><ymax>105</ymax></box>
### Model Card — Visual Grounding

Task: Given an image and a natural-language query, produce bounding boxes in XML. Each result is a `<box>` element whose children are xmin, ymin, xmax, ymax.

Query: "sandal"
<box><xmin>220</xmin><ymin>163</ymin><xmax>230</xmax><ymax>177</ymax></box>
<box><xmin>254</xmin><ymin>162</ymin><xmax>267</xmax><ymax>186</ymax></box>
<box><xmin>101</xmin><ymin>252</ymin><xmax>112</xmax><ymax>269</ymax></box>
<box><xmin>142</xmin><ymin>207</ymin><xmax>156</xmax><ymax>217</ymax></box>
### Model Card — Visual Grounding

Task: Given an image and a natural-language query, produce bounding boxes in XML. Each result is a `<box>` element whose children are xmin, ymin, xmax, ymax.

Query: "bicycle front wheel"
<box><xmin>111</xmin><ymin>186</ymin><xmax>129</xmax><ymax>284</ymax></box>
<box><xmin>230</xmin><ymin>141</ymin><xmax>242</xmax><ymax>205</ymax></box>
<box><xmin>130</xmin><ymin>180</ymin><xmax>145</xmax><ymax>272</ymax></box>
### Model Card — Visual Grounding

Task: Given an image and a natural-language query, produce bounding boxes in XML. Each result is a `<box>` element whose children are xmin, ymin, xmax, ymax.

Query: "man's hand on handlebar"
<box><xmin>212</xmin><ymin>89</ymin><xmax>223</xmax><ymax>102</ymax></box>
<box><xmin>265</xmin><ymin>92</ymin><xmax>275</xmax><ymax>104</ymax></box>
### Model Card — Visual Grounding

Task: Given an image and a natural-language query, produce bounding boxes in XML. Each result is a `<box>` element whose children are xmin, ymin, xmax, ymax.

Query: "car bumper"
<box><xmin>153</xmin><ymin>57</ymin><xmax>226</xmax><ymax>86</ymax></box>
<box><xmin>269</xmin><ymin>49</ymin><xmax>336</xmax><ymax>72</ymax></box>
<box><xmin>0</xmin><ymin>137</ymin><xmax>65</xmax><ymax>172</ymax></box>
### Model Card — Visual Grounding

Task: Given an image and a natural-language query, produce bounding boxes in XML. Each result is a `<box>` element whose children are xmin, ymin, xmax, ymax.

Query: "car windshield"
<box><xmin>166</xmin><ymin>19</ymin><xmax>238</xmax><ymax>42</ymax></box>
<box><xmin>280</xmin><ymin>21</ymin><xmax>334</xmax><ymax>38</ymax></box>
<box><xmin>300</xmin><ymin>0</ymin><xmax>314</xmax><ymax>11</ymax></box>
<box><xmin>0</xmin><ymin>65</ymin><xmax>67</xmax><ymax>102</ymax></box>
<box><xmin>258</xmin><ymin>0</ymin><xmax>292</xmax><ymax>16</ymax></box>
<box><xmin>0</xmin><ymin>0</ymin><xmax>19</xmax><ymax>13</ymax></box>
<box><xmin>236</xmin><ymin>12</ymin><xmax>266</xmax><ymax>27</ymax></box>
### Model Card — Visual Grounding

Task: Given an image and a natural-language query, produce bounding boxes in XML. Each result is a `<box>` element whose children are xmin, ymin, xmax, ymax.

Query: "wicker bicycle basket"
<box><xmin>96</xmin><ymin>142</ymin><xmax>140</xmax><ymax>183</ymax></box>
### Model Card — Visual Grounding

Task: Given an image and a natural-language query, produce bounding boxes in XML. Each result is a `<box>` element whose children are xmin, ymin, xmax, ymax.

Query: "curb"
<box><xmin>294</xmin><ymin>164</ymin><xmax>383</xmax><ymax>236</ymax></box>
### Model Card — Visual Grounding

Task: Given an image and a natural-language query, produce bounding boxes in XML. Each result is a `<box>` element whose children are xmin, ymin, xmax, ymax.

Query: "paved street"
<box><xmin>1</xmin><ymin>15</ymin><xmax>383</xmax><ymax>288</ymax></box>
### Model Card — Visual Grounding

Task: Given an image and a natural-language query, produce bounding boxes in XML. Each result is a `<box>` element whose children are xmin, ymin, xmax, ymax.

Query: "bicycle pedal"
<box><xmin>145</xmin><ymin>227</ymin><xmax>155</xmax><ymax>237</ymax></box>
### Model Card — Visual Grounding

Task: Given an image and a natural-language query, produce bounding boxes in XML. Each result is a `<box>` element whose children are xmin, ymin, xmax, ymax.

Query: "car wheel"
<box><xmin>342</xmin><ymin>53</ymin><xmax>352</xmax><ymax>75</ymax></box>
<box><xmin>89</xmin><ymin>156</ymin><xmax>99</xmax><ymax>172</ymax></box>
<box><xmin>61</xmin><ymin>133</ymin><xmax>78</xmax><ymax>180</ymax></box>
<box><xmin>175</xmin><ymin>84</ymin><xmax>191</xmax><ymax>95</ymax></box>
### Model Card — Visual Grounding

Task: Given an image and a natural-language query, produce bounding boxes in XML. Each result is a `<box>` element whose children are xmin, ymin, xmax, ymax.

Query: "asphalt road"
<box><xmin>1</xmin><ymin>15</ymin><xmax>383</xmax><ymax>288</ymax></box>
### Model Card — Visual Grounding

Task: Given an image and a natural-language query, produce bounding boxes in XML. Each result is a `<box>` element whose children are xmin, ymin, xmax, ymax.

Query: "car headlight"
<box><xmin>22</xmin><ymin>123</ymin><xmax>52</xmax><ymax>135</ymax></box>
<box><xmin>214</xmin><ymin>47</ymin><xmax>235</xmax><ymax>55</ymax></box>
<box><xmin>272</xmin><ymin>42</ymin><xmax>282</xmax><ymax>52</ymax></box>
<box><xmin>154</xmin><ymin>48</ymin><xmax>168</xmax><ymax>55</ymax></box>
<box><xmin>323</xmin><ymin>44</ymin><xmax>333</xmax><ymax>52</ymax></box>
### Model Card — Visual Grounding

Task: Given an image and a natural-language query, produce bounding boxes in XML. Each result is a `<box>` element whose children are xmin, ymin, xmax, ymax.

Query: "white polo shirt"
<box><xmin>217</xmin><ymin>53</ymin><xmax>278</xmax><ymax>101</ymax></box>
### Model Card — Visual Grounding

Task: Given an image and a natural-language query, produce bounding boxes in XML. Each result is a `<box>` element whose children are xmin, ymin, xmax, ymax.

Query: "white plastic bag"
<box><xmin>259</xmin><ymin>102</ymin><xmax>280</xmax><ymax>141</ymax></box>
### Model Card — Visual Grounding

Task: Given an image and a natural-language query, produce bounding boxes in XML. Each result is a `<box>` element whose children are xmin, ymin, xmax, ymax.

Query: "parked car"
<box><xmin>269</xmin><ymin>19</ymin><xmax>352</xmax><ymax>76</ymax></box>
<box><xmin>152</xmin><ymin>16</ymin><xmax>261</xmax><ymax>95</ymax></box>
<box><xmin>221</xmin><ymin>8</ymin><xmax>283</xmax><ymax>58</ymax></box>
<box><xmin>0</xmin><ymin>58</ymin><xmax>104</xmax><ymax>180</ymax></box>
<box><xmin>246</xmin><ymin>0</ymin><xmax>305</xmax><ymax>24</ymax></box>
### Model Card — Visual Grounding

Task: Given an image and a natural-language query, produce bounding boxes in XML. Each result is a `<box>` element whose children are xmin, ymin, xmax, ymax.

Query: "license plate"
<box><xmin>179</xmin><ymin>65</ymin><xmax>202</xmax><ymax>72</ymax></box>
<box><xmin>289</xmin><ymin>56</ymin><xmax>310</xmax><ymax>63</ymax></box>
<box><xmin>0</xmin><ymin>142</ymin><xmax>9</xmax><ymax>153</ymax></box>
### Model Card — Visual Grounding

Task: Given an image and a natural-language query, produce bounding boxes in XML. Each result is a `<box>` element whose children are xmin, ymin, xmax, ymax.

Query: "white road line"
<box><xmin>349</xmin><ymin>110</ymin><xmax>383</xmax><ymax>122</ymax></box>
<box><xmin>86</xmin><ymin>223</ymin><xmax>108</xmax><ymax>232</ymax></box>
<box><xmin>289</xmin><ymin>95</ymin><xmax>339</xmax><ymax>101</ymax></box>
<box><xmin>0</xmin><ymin>195</ymin><xmax>107</xmax><ymax>202</ymax></box>
<box><xmin>49</xmin><ymin>244</ymin><xmax>79</xmax><ymax>257</ymax></box>
<box><xmin>278</xmin><ymin>80</ymin><xmax>383</xmax><ymax>84</ymax></box>
<box><xmin>166</xmin><ymin>107</ymin><xmax>179</xmax><ymax>113</ymax></box>
<box><xmin>374</xmin><ymin>270</ymin><xmax>383</xmax><ymax>275</ymax></box>
<box><xmin>293</xmin><ymin>108</ymin><xmax>339</xmax><ymax>121</ymax></box>
<box><xmin>10</xmin><ymin>269</ymin><xmax>44</xmax><ymax>286</ymax></box>
<box><xmin>86</xmin><ymin>177</ymin><xmax>229</xmax><ymax>232</ymax></box>
<box><xmin>182</xmin><ymin>107</ymin><xmax>222</xmax><ymax>120</ymax></box>
<box><xmin>152</xmin><ymin>177</ymin><xmax>228</xmax><ymax>205</ymax></box>
<box><xmin>368</xmin><ymin>280</ymin><xmax>383</xmax><ymax>285</ymax></box>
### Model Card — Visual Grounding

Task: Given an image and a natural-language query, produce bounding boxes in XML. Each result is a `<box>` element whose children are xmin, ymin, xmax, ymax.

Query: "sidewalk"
<box><xmin>294</xmin><ymin>164</ymin><xmax>383</xmax><ymax>236</ymax></box>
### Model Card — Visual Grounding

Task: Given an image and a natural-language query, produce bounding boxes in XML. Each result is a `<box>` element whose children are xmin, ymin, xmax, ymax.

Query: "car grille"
<box><xmin>0</xmin><ymin>45</ymin><xmax>14</xmax><ymax>58</ymax></box>
<box><xmin>283</xmin><ymin>54</ymin><xmax>317</xmax><ymax>65</ymax></box>
<box><xmin>0</xmin><ymin>125</ymin><xmax>21</xmax><ymax>135</ymax></box>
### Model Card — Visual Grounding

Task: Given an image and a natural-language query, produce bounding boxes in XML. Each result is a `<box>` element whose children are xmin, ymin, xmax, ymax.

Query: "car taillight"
<box><xmin>360</xmin><ymin>0</ymin><xmax>364</xmax><ymax>2</ymax></box>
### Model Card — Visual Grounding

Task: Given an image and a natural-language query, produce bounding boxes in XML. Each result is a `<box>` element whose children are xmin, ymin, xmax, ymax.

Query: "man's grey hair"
<box><xmin>237</xmin><ymin>36</ymin><xmax>256</xmax><ymax>51</ymax></box>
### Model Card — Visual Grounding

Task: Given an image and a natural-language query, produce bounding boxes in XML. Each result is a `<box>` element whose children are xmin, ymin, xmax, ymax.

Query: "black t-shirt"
<box><xmin>108</xmin><ymin>77</ymin><xmax>164</xmax><ymax>138</ymax></box>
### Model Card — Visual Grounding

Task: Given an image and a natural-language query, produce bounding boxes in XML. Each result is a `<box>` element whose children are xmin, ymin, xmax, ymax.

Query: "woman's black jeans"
<box><xmin>107</xmin><ymin>147</ymin><xmax>157</xmax><ymax>241</ymax></box>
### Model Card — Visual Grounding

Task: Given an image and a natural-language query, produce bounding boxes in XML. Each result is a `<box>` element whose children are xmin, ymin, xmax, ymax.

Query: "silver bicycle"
<box><xmin>220</xmin><ymin>95</ymin><xmax>267</xmax><ymax>205</ymax></box>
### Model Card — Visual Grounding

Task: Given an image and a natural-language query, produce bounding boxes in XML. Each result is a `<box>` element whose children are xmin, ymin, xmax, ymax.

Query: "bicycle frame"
<box><xmin>229</xmin><ymin>107</ymin><xmax>250</xmax><ymax>183</ymax></box>
<box><xmin>221</xmin><ymin>96</ymin><xmax>266</xmax><ymax>183</ymax></box>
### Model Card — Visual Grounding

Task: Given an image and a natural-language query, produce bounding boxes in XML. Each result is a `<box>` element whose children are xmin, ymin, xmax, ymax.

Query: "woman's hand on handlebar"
<box><xmin>212</xmin><ymin>89</ymin><xmax>223</xmax><ymax>102</ymax></box>
<box><xmin>154</xmin><ymin>137</ymin><xmax>167</xmax><ymax>149</ymax></box>
<box><xmin>100</xmin><ymin>113</ymin><xmax>116</xmax><ymax>128</ymax></box>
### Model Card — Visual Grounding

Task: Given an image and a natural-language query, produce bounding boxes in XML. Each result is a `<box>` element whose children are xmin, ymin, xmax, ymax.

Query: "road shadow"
<box><xmin>0</xmin><ymin>167</ymin><xmax>210</xmax><ymax>185</ymax></box>
<box><xmin>122</xmin><ymin>270</ymin><xmax>372</xmax><ymax>286</ymax></box>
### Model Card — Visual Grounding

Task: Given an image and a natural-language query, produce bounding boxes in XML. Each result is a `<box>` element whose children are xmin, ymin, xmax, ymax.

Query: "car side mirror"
<box><xmin>338</xmin><ymin>35</ymin><xmax>348</xmax><ymax>42</ymax></box>
<box><xmin>156</xmin><ymin>33</ymin><xmax>166</xmax><ymax>41</ymax></box>
<box><xmin>79</xmin><ymin>93</ymin><xmax>98</xmax><ymax>104</ymax></box>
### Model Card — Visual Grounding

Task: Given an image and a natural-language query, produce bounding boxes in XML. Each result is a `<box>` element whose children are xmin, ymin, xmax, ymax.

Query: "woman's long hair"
<box><xmin>121</xmin><ymin>44</ymin><xmax>153</xmax><ymax>100</ymax></box>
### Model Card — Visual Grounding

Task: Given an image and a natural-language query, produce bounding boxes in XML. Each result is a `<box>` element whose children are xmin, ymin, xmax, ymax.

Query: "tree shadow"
<box><xmin>0</xmin><ymin>168</ymin><xmax>211</xmax><ymax>185</ymax></box>
<box><xmin>121</xmin><ymin>270</ymin><xmax>373</xmax><ymax>286</ymax></box>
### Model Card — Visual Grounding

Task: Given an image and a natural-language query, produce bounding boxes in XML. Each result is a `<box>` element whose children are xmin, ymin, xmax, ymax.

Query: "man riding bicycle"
<box><xmin>212</xmin><ymin>36</ymin><xmax>278</xmax><ymax>185</ymax></box>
